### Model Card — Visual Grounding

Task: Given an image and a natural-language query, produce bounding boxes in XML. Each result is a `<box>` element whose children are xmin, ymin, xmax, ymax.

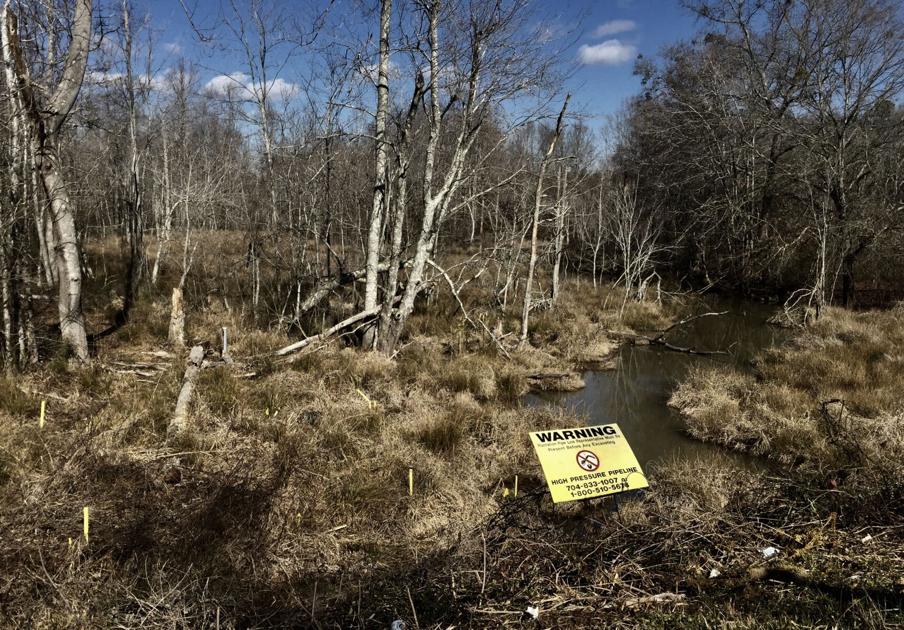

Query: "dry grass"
<box><xmin>0</xmin><ymin>323</ymin><xmax>579</xmax><ymax>627</ymax></box>
<box><xmin>671</xmin><ymin>306</ymin><xmax>904</xmax><ymax>488</ymax></box>
<box><xmin>10</xmin><ymin>233</ymin><xmax>890</xmax><ymax>626</ymax></box>
<box><xmin>449</xmin><ymin>455</ymin><xmax>904</xmax><ymax>628</ymax></box>
<box><xmin>0</xmin><ymin>377</ymin><xmax>38</xmax><ymax>417</ymax></box>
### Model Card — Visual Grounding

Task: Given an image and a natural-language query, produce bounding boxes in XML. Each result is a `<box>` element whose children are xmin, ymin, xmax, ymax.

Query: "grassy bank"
<box><xmin>671</xmin><ymin>306</ymin><xmax>904</xmax><ymax>486</ymax></box>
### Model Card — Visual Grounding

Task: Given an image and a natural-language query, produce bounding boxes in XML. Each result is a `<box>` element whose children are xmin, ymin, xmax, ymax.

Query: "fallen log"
<box><xmin>649</xmin><ymin>310</ymin><xmax>728</xmax><ymax>343</ymax></box>
<box><xmin>606</xmin><ymin>331</ymin><xmax>730</xmax><ymax>356</ymax></box>
<box><xmin>297</xmin><ymin>260</ymin><xmax>410</xmax><ymax>316</ymax></box>
<box><xmin>606</xmin><ymin>310</ymin><xmax>731</xmax><ymax>356</ymax></box>
<box><xmin>623</xmin><ymin>592</ymin><xmax>686</xmax><ymax>609</ymax></box>
<box><xmin>274</xmin><ymin>306</ymin><xmax>382</xmax><ymax>357</ymax></box>
<box><xmin>526</xmin><ymin>369</ymin><xmax>585</xmax><ymax>392</ymax></box>
<box><xmin>168</xmin><ymin>345</ymin><xmax>205</xmax><ymax>438</ymax></box>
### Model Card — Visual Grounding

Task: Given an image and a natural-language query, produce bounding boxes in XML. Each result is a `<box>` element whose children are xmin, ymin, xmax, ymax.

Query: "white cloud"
<box><xmin>163</xmin><ymin>42</ymin><xmax>182</xmax><ymax>54</ymax></box>
<box><xmin>148</xmin><ymin>72</ymin><xmax>170</xmax><ymax>91</ymax></box>
<box><xmin>593</xmin><ymin>19</ymin><xmax>636</xmax><ymax>37</ymax></box>
<box><xmin>204</xmin><ymin>72</ymin><xmax>300</xmax><ymax>100</ymax></box>
<box><xmin>87</xmin><ymin>70</ymin><xmax>123</xmax><ymax>85</ymax></box>
<box><xmin>87</xmin><ymin>69</ymin><xmax>169</xmax><ymax>92</ymax></box>
<box><xmin>267</xmin><ymin>77</ymin><xmax>300</xmax><ymax>99</ymax></box>
<box><xmin>577</xmin><ymin>39</ymin><xmax>637</xmax><ymax>65</ymax></box>
<box><xmin>204</xmin><ymin>72</ymin><xmax>248</xmax><ymax>95</ymax></box>
<box><xmin>358</xmin><ymin>60</ymin><xmax>402</xmax><ymax>85</ymax></box>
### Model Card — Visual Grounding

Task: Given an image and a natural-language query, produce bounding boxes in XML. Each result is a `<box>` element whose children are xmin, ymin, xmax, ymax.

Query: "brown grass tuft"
<box><xmin>0</xmin><ymin>378</ymin><xmax>37</xmax><ymax>418</ymax></box>
<box><xmin>671</xmin><ymin>306</ymin><xmax>904</xmax><ymax>481</ymax></box>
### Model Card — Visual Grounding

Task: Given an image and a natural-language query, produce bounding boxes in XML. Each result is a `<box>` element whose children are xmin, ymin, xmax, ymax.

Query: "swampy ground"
<box><xmin>0</xmin><ymin>244</ymin><xmax>902</xmax><ymax>628</ymax></box>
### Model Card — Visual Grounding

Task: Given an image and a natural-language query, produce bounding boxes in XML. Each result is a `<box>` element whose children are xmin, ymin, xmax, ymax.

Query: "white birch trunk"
<box><xmin>363</xmin><ymin>0</ymin><xmax>392</xmax><ymax>348</ymax></box>
<box><xmin>551</xmin><ymin>165</ymin><xmax>569</xmax><ymax>303</ymax></box>
<box><xmin>3</xmin><ymin>0</ymin><xmax>93</xmax><ymax>362</ymax></box>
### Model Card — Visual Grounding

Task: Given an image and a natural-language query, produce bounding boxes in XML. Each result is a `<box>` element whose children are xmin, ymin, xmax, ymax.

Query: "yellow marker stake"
<box><xmin>83</xmin><ymin>507</ymin><xmax>90</xmax><ymax>543</ymax></box>
<box><xmin>39</xmin><ymin>400</ymin><xmax>46</xmax><ymax>429</ymax></box>
<box><xmin>356</xmin><ymin>389</ymin><xmax>375</xmax><ymax>409</ymax></box>
<box><xmin>408</xmin><ymin>468</ymin><xmax>414</xmax><ymax>496</ymax></box>
<box><xmin>514</xmin><ymin>475</ymin><xmax>518</xmax><ymax>498</ymax></box>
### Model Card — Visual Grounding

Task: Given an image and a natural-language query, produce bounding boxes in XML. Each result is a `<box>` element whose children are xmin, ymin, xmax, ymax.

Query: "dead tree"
<box><xmin>520</xmin><ymin>95</ymin><xmax>569</xmax><ymax>343</ymax></box>
<box><xmin>551</xmin><ymin>163</ymin><xmax>569</xmax><ymax>303</ymax></box>
<box><xmin>120</xmin><ymin>0</ymin><xmax>146</xmax><ymax>325</ymax></box>
<box><xmin>377</xmin><ymin>71</ymin><xmax>424</xmax><ymax>350</ymax></box>
<box><xmin>610</xmin><ymin>181</ymin><xmax>659</xmax><ymax>309</ymax></box>
<box><xmin>168</xmin><ymin>287</ymin><xmax>186</xmax><ymax>348</ymax></box>
<box><xmin>376</xmin><ymin>0</ymin><xmax>475</xmax><ymax>353</ymax></box>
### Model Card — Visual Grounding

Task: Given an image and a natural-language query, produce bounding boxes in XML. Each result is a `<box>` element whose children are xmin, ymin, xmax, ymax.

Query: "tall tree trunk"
<box><xmin>1</xmin><ymin>247</ymin><xmax>13</xmax><ymax>373</ymax></box>
<box><xmin>39</xmin><ymin>151</ymin><xmax>89</xmax><ymax>360</ymax></box>
<box><xmin>551</xmin><ymin>164</ymin><xmax>568</xmax><ymax>303</ymax></box>
<box><xmin>520</xmin><ymin>95</ymin><xmax>569</xmax><ymax>343</ymax></box>
<box><xmin>3</xmin><ymin>0</ymin><xmax>93</xmax><ymax>362</ymax></box>
<box><xmin>151</xmin><ymin>126</ymin><xmax>172</xmax><ymax>285</ymax></box>
<box><xmin>121</xmin><ymin>0</ymin><xmax>143</xmax><ymax>324</ymax></box>
<box><xmin>377</xmin><ymin>72</ymin><xmax>423</xmax><ymax>349</ymax></box>
<box><xmin>362</xmin><ymin>0</ymin><xmax>392</xmax><ymax>349</ymax></box>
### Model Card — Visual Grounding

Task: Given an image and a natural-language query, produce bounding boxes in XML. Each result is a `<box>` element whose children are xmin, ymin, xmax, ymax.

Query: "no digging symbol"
<box><xmin>576</xmin><ymin>449</ymin><xmax>600</xmax><ymax>472</ymax></box>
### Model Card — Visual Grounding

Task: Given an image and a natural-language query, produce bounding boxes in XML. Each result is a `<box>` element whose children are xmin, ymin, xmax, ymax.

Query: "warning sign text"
<box><xmin>529</xmin><ymin>423</ymin><xmax>648</xmax><ymax>503</ymax></box>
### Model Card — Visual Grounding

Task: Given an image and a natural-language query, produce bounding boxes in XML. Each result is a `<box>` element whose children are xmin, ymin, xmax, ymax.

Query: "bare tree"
<box><xmin>550</xmin><ymin>162</ymin><xmax>569</xmax><ymax>303</ymax></box>
<box><xmin>362</xmin><ymin>0</ymin><xmax>392</xmax><ymax>349</ymax></box>
<box><xmin>2</xmin><ymin>0</ymin><xmax>92</xmax><ymax>361</ymax></box>
<box><xmin>610</xmin><ymin>181</ymin><xmax>659</xmax><ymax>308</ymax></box>
<box><xmin>520</xmin><ymin>95</ymin><xmax>568</xmax><ymax>344</ymax></box>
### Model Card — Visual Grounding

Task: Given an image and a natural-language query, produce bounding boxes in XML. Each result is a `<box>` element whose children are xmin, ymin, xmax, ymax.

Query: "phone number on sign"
<box><xmin>566</xmin><ymin>477</ymin><xmax>630</xmax><ymax>497</ymax></box>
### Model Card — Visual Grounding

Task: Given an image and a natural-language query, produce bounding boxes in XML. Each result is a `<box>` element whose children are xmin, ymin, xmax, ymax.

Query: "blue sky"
<box><xmin>129</xmin><ymin>0</ymin><xmax>699</xmax><ymax>125</ymax></box>
<box><xmin>539</xmin><ymin>1</ymin><xmax>697</xmax><ymax>124</ymax></box>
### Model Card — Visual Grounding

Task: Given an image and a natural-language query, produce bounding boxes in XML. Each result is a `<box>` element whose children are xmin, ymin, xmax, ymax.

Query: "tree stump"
<box><xmin>168</xmin><ymin>345</ymin><xmax>204</xmax><ymax>438</ymax></box>
<box><xmin>168</xmin><ymin>287</ymin><xmax>185</xmax><ymax>348</ymax></box>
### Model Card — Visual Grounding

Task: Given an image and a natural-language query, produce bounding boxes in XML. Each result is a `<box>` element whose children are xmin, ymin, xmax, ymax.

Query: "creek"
<box><xmin>526</xmin><ymin>297</ymin><xmax>785</xmax><ymax>469</ymax></box>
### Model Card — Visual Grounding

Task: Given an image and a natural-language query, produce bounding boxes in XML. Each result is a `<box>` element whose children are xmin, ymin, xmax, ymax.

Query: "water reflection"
<box><xmin>526</xmin><ymin>298</ymin><xmax>784</xmax><ymax>469</ymax></box>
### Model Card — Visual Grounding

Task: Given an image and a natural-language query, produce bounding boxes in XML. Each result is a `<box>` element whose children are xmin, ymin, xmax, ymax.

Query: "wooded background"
<box><xmin>1</xmin><ymin>0</ymin><xmax>902</xmax><ymax>367</ymax></box>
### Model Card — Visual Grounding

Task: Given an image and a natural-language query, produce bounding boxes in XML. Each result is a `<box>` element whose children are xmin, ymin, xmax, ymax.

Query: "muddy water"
<box><xmin>526</xmin><ymin>297</ymin><xmax>784</xmax><ymax>469</ymax></box>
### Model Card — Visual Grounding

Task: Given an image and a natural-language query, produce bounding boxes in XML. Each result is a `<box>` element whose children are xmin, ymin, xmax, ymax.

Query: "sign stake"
<box><xmin>83</xmin><ymin>506</ymin><xmax>90</xmax><ymax>543</ymax></box>
<box><xmin>39</xmin><ymin>400</ymin><xmax>46</xmax><ymax>429</ymax></box>
<box><xmin>514</xmin><ymin>475</ymin><xmax>518</xmax><ymax>498</ymax></box>
<box><xmin>408</xmin><ymin>468</ymin><xmax>414</xmax><ymax>496</ymax></box>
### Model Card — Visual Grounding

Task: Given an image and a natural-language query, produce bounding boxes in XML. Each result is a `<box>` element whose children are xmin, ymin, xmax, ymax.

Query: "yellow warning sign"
<box><xmin>529</xmin><ymin>423</ymin><xmax>648</xmax><ymax>503</ymax></box>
